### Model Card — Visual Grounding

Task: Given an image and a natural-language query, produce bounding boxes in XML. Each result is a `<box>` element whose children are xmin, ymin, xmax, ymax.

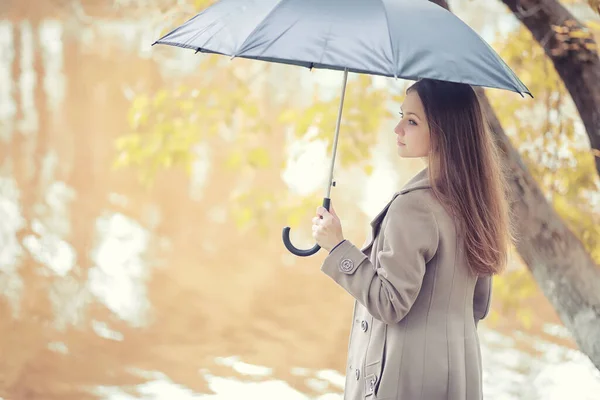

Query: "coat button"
<box><xmin>361</xmin><ymin>320</ymin><xmax>368</xmax><ymax>332</ymax></box>
<box><xmin>370</xmin><ymin>375</ymin><xmax>378</xmax><ymax>388</ymax></box>
<box><xmin>340</xmin><ymin>258</ymin><xmax>354</xmax><ymax>273</ymax></box>
<box><xmin>355</xmin><ymin>368</ymin><xmax>360</xmax><ymax>380</ymax></box>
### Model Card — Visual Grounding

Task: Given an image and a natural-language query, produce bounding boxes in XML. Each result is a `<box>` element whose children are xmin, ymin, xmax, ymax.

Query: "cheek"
<box><xmin>407</xmin><ymin>127</ymin><xmax>430</xmax><ymax>151</ymax></box>
<box><xmin>421</xmin><ymin>130</ymin><xmax>431</xmax><ymax>148</ymax></box>
<box><xmin>405</xmin><ymin>127</ymin><xmax>422</xmax><ymax>142</ymax></box>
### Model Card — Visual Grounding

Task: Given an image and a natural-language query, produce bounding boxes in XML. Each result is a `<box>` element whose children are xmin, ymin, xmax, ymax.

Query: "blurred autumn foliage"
<box><xmin>1</xmin><ymin>0</ymin><xmax>599</xmax><ymax>399</ymax></box>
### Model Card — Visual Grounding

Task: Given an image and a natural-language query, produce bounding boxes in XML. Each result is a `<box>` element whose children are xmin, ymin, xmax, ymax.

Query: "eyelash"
<box><xmin>399</xmin><ymin>112</ymin><xmax>417</xmax><ymax>126</ymax></box>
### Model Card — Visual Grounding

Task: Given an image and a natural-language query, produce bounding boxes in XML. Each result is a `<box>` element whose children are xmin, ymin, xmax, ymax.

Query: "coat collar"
<box><xmin>398</xmin><ymin>167</ymin><xmax>431</xmax><ymax>194</ymax></box>
<box><xmin>361</xmin><ymin>168</ymin><xmax>431</xmax><ymax>252</ymax></box>
<box><xmin>368</xmin><ymin>168</ymin><xmax>431</xmax><ymax>229</ymax></box>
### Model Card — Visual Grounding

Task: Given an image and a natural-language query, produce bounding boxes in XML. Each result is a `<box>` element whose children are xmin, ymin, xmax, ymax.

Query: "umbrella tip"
<box><xmin>519</xmin><ymin>89</ymin><xmax>533</xmax><ymax>99</ymax></box>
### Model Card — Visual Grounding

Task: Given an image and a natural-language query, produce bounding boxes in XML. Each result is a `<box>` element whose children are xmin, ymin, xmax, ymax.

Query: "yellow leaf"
<box><xmin>586</xmin><ymin>20</ymin><xmax>600</xmax><ymax>31</ymax></box>
<box><xmin>194</xmin><ymin>0</ymin><xmax>214</xmax><ymax>9</ymax></box>
<box><xmin>233</xmin><ymin>207</ymin><xmax>253</xmax><ymax>230</ymax></box>
<box><xmin>153</xmin><ymin>90</ymin><xmax>169</xmax><ymax>107</ymax></box>
<box><xmin>112</xmin><ymin>153</ymin><xmax>129</xmax><ymax>169</ymax></box>
<box><xmin>225</xmin><ymin>150</ymin><xmax>243</xmax><ymax>170</ymax></box>
<box><xmin>569</xmin><ymin>30</ymin><xmax>592</xmax><ymax>39</ymax></box>
<box><xmin>178</xmin><ymin>100</ymin><xmax>195</xmax><ymax>112</ymax></box>
<box><xmin>248</xmin><ymin>148</ymin><xmax>270</xmax><ymax>168</ymax></box>
<box><xmin>517</xmin><ymin>308</ymin><xmax>533</xmax><ymax>330</ymax></box>
<box><xmin>278</xmin><ymin>109</ymin><xmax>297</xmax><ymax>124</ymax></box>
<box><xmin>551</xmin><ymin>25</ymin><xmax>569</xmax><ymax>33</ymax></box>
<box><xmin>131</xmin><ymin>96</ymin><xmax>149</xmax><ymax>111</ymax></box>
<box><xmin>286</xmin><ymin>206</ymin><xmax>306</xmax><ymax>228</ymax></box>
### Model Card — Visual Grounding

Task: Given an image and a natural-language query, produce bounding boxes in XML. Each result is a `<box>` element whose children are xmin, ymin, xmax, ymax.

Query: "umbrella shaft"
<box><xmin>326</xmin><ymin>68</ymin><xmax>348</xmax><ymax>199</ymax></box>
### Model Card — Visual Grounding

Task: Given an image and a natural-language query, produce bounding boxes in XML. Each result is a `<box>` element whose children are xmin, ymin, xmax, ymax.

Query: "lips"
<box><xmin>397</xmin><ymin>140</ymin><xmax>405</xmax><ymax>146</ymax></box>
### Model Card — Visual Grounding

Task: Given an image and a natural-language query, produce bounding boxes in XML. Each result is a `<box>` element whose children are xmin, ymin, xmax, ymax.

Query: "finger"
<box><xmin>312</xmin><ymin>216</ymin><xmax>320</xmax><ymax>225</ymax></box>
<box><xmin>316</xmin><ymin>206</ymin><xmax>329</xmax><ymax>218</ymax></box>
<box><xmin>329</xmin><ymin>203</ymin><xmax>337</xmax><ymax>217</ymax></box>
<box><xmin>312</xmin><ymin>227</ymin><xmax>321</xmax><ymax>239</ymax></box>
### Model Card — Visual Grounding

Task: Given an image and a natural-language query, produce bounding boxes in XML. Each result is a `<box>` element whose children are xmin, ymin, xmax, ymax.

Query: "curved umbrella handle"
<box><xmin>282</xmin><ymin>198</ymin><xmax>330</xmax><ymax>257</ymax></box>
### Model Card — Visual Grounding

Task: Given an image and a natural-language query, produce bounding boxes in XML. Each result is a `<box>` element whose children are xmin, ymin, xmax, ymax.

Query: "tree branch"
<box><xmin>500</xmin><ymin>0</ymin><xmax>600</xmax><ymax>177</ymax></box>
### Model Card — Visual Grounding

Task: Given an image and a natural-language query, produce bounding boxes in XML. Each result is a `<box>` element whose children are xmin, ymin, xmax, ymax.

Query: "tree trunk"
<box><xmin>480</xmin><ymin>92</ymin><xmax>600</xmax><ymax>371</ymax></box>
<box><xmin>429</xmin><ymin>0</ymin><xmax>600</xmax><ymax>371</ymax></box>
<box><xmin>500</xmin><ymin>0</ymin><xmax>600</xmax><ymax>176</ymax></box>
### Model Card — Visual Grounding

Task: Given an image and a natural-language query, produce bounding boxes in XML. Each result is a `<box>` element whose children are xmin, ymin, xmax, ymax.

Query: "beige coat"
<box><xmin>321</xmin><ymin>168</ymin><xmax>492</xmax><ymax>400</ymax></box>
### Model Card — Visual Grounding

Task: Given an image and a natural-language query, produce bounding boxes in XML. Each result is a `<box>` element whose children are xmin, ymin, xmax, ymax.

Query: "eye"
<box><xmin>399</xmin><ymin>111</ymin><xmax>417</xmax><ymax>126</ymax></box>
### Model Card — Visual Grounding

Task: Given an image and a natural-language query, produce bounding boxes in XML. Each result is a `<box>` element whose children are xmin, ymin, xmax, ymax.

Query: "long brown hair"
<box><xmin>407</xmin><ymin>79</ymin><xmax>513</xmax><ymax>276</ymax></box>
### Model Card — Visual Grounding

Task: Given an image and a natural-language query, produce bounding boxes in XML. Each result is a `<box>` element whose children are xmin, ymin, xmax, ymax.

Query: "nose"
<box><xmin>394</xmin><ymin>121</ymin><xmax>403</xmax><ymax>136</ymax></box>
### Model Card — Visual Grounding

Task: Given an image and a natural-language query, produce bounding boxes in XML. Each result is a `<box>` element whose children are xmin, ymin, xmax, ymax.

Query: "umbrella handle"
<box><xmin>283</xmin><ymin>69</ymin><xmax>347</xmax><ymax>257</ymax></box>
<box><xmin>282</xmin><ymin>197</ymin><xmax>330</xmax><ymax>257</ymax></box>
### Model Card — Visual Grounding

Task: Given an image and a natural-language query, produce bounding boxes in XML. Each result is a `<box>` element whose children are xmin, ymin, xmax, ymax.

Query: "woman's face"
<box><xmin>394</xmin><ymin>90</ymin><xmax>431</xmax><ymax>158</ymax></box>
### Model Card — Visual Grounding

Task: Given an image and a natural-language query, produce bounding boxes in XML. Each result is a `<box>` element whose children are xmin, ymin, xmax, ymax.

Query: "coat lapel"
<box><xmin>360</xmin><ymin>168</ymin><xmax>431</xmax><ymax>252</ymax></box>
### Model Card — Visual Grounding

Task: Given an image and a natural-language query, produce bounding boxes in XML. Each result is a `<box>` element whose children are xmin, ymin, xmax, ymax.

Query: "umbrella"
<box><xmin>153</xmin><ymin>0</ymin><xmax>531</xmax><ymax>257</ymax></box>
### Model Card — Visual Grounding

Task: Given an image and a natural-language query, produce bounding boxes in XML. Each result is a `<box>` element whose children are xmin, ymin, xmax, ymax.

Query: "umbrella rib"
<box><xmin>379</xmin><ymin>0</ymin><xmax>397</xmax><ymax>78</ymax></box>
<box><xmin>480</xmin><ymin>38</ymin><xmax>530</xmax><ymax>96</ymax></box>
<box><xmin>318</xmin><ymin>24</ymin><xmax>333</xmax><ymax>66</ymax></box>
<box><xmin>193</xmin><ymin>19</ymin><xmax>230</xmax><ymax>51</ymax></box>
<box><xmin>248</xmin><ymin>19</ymin><xmax>302</xmax><ymax>58</ymax></box>
<box><xmin>235</xmin><ymin>0</ymin><xmax>295</xmax><ymax>55</ymax></box>
<box><xmin>436</xmin><ymin>10</ymin><xmax>530</xmax><ymax>96</ymax></box>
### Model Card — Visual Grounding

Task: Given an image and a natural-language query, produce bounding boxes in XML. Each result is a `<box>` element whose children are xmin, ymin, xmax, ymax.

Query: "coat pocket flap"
<box><xmin>364</xmin><ymin>369</ymin><xmax>379</xmax><ymax>397</ymax></box>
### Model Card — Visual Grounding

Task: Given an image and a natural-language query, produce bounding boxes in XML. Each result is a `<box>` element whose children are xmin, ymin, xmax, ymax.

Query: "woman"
<box><xmin>312</xmin><ymin>79</ymin><xmax>512</xmax><ymax>400</ymax></box>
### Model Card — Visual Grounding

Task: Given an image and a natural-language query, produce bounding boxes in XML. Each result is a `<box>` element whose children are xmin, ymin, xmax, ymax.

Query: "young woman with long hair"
<box><xmin>312</xmin><ymin>78</ymin><xmax>512</xmax><ymax>400</ymax></box>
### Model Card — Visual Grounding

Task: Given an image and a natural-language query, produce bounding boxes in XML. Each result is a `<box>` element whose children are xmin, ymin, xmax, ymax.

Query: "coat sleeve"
<box><xmin>320</xmin><ymin>194</ymin><xmax>439</xmax><ymax>325</ymax></box>
<box><xmin>473</xmin><ymin>275</ymin><xmax>492</xmax><ymax>325</ymax></box>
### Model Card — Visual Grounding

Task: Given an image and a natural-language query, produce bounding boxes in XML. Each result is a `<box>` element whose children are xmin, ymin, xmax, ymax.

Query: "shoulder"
<box><xmin>386</xmin><ymin>190</ymin><xmax>439</xmax><ymax>261</ymax></box>
<box><xmin>393</xmin><ymin>186</ymin><xmax>451</xmax><ymax>225</ymax></box>
<box><xmin>389</xmin><ymin>188</ymin><xmax>436</xmax><ymax>216</ymax></box>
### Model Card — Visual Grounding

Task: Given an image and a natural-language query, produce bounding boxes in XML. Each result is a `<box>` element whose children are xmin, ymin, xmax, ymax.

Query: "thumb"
<box><xmin>329</xmin><ymin>202</ymin><xmax>337</xmax><ymax>217</ymax></box>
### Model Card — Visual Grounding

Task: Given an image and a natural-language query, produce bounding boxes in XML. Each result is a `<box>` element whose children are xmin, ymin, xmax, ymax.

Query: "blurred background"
<box><xmin>1</xmin><ymin>0</ymin><xmax>600</xmax><ymax>399</ymax></box>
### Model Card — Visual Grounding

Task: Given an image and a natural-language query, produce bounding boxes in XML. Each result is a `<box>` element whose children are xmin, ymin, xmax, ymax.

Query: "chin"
<box><xmin>397</xmin><ymin>148</ymin><xmax>416</xmax><ymax>158</ymax></box>
<box><xmin>397</xmin><ymin>147</ymin><xmax>428</xmax><ymax>159</ymax></box>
